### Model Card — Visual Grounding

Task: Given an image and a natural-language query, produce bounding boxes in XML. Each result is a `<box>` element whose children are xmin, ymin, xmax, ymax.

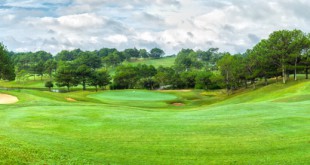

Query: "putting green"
<box><xmin>88</xmin><ymin>90</ymin><xmax>178</xmax><ymax>101</ymax></box>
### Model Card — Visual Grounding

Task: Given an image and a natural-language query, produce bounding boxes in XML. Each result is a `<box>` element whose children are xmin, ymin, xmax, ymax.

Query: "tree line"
<box><xmin>5</xmin><ymin>45</ymin><xmax>223</xmax><ymax>91</ymax></box>
<box><xmin>10</xmin><ymin>47</ymin><xmax>165</xmax><ymax>81</ymax></box>
<box><xmin>4</xmin><ymin>47</ymin><xmax>167</xmax><ymax>91</ymax></box>
<box><xmin>1</xmin><ymin>29</ymin><xmax>310</xmax><ymax>93</ymax></box>
<box><xmin>217</xmin><ymin>29</ymin><xmax>310</xmax><ymax>94</ymax></box>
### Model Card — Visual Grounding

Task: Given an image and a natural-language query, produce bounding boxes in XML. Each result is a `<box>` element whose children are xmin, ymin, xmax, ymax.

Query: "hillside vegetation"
<box><xmin>123</xmin><ymin>56</ymin><xmax>176</xmax><ymax>68</ymax></box>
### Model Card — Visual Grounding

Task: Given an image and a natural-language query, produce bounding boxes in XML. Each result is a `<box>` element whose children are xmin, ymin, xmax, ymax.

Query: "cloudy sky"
<box><xmin>0</xmin><ymin>0</ymin><xmax>309</xmax><ymax>55</ymax></box>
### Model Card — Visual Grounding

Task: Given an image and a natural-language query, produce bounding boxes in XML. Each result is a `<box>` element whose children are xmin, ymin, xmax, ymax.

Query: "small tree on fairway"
<box><xmin>45</xmin><ymin>81</ymin><xmax>54</xmax><ymax>91</ymax></box>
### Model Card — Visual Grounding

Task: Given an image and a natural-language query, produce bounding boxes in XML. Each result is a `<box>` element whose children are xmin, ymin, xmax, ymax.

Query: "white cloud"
<box><xmin>1</xmin><ymin>0</ymin><xmax>310</xmax><ymax>54</ymax></box>
<box><xmin>105</xmin><ymin>35</ymin><xmax>128</xmax><ymax>43</ymax></box>
<box><xmin>138</xmin><ymin>32</ymin><xmax>156</xmax><ymax>42</ymax></box>
<box><xmin>57</xmin><ymin>13</ymin><xmax>105</xmax><ymax>29</ymax></box>
<box><xmin>3</xmin><ymin>14</ymin><xmax>16</xmax><ymax>21</ymax></box>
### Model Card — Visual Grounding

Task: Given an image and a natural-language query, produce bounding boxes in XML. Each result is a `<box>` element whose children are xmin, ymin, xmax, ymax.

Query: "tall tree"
<box><xmin>139</xmin><ymin>49</ymin><xmax>149</xmax><ymax>58</ymax></box>
<box><xmin>150</xmin><ymin>48</ymin><xmax>165</xmax><ymax>59</ymax></box>
<box><xmin>266</xmin><ymin>30</ymin><xmax>308</xmax><ymax>83</ymax></box>
<box><xmin>247</xmin><ymin>40</ymin><xmax>277</xmax><ymax>85</ymax></box>
<box><xmin>301</xmin><ymin>34</ymin><xmax>310</xmax><ymax>79</ymax></box>
<box><xmin>155</xmin><ymin>66</ymin><xmax>175</xmax><ymax>87</ymax></box>
<box><xmin>113</xmin><ymin>65</ymin><xmax>140</xmax><ymax>89</ymax></box>
<box><xmin>55</xmin><ymin>63</ymin><xmax>79</xmax><ymax>91</ymax></box>
<box><xmin>195</xmin><ymin>71</ymin><xmax>213</xmax><ymax>89</ymax></box>
<box><xmin>102</xmin><ymin>51</ymin><xmax>123</xmax><ymax>67</ymax></box>
<box><xmin>76</xmin><ymin>51</ymin><xmax>102</xmax><ymax>70</ymax></box>
<box><xmin>175</xmin><ymin>49</ymin><xmax>203</xmax><ymax>72</ymax></box>
<box><xmin>88</xmin><ymin>69</ymin><xmax>111</xmax><ymax>91</ymax></box>
<box><xmin>136</xmin><ymin>64</ymin><xmax>157</xmax><ymax>78</ymax></box>
<box><xmin>123</xmin><ymin>48</ymin><xmax>140</xmax><ymax>60</ymax></box>
<box><xmin>288</xmin><ymin>30</ymin><xmax>308</xmax><ymax>81</ymax></box>
<box><xmin>197</xmin><ymin>48</ymin><xmax>219</xmax><ymax>62</ymax></box>
<box><xmin>138</xmin><ymin>77</ymin><xmax>158</xmax><ymax>90</ymax></box>
<box><xmin>76</xmin><ymin>64</ymin><xmax>92</xmax><ymax>90</ymax></box>
<box><xmin>217</xmin><ymin>53</ymin><xmax>234</xmax><ymax>94</ymax></box>
<box><xmin>36</xmin><ymin>60</ymin><xmax>45</xmax><ymax>80</ymax></box>
<box><xmin>180</xmin><ymin>71</ymin><xmax>197</xmax><ymax>88</ymax></box>
<box><xmin>97</xmin><ymin>48</ymin><xmax>117</xmax><ymax>58</ymax></box>
<box><xmin>55</xmin><ymin>49</ymin><xmax>81</xmax><ymax>61</ymax></box>
<box><xmin>0</xmin><ymin>43</ymin><xmax>15</xmax><ymax>81</ymax></box>
<box><xmin>45</xmin><ymin>59</ymin><xmax>57</xmax><ymax>79</ymax></box>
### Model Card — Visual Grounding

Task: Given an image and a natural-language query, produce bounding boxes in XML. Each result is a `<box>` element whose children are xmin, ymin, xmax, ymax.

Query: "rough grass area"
<box><xmin>0</xmin><ymin>80</ymin><xmax>309</xmax><ymax>164</ymax></box>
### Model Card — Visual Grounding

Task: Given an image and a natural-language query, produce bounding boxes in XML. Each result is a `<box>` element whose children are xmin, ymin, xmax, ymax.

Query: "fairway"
<box><xmin>0</xmin><ymin>81</ymin><xmax>309</xmax><ymax>164</ymax></box>
<box><xmin>88</xmin><ymin>90</ymin><xmax>178</xmax><ymax>101</ymax></box>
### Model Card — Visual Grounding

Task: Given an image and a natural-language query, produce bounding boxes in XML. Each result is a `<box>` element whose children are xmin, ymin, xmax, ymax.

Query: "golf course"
<box><xmin>0</xmin><ymin>79</ymin><xmax>309</xmax><ymax>164</ymax></box>
<box><xmin>2</xmin><ymin>0</ymin><xmax>310</xmax><ymax>164</ymax></box>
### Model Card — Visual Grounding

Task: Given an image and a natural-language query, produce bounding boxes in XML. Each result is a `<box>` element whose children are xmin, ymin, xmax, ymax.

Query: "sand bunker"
<box><xmin>66</xmin><ymin>98</ymin><xmax>77</xmax><ymax>102</ymax></box>
<box><xmin>172</xmin><ymin>103</ymin><xmax>185</xmax><ymax>106</ymax></box>
<box><xmin>0</xmin><ymin>94</ymin><xmax>18</xmax><ymax>104</ymax></box>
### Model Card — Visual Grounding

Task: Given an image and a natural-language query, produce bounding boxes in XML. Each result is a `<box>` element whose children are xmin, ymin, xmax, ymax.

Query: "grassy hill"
<box><xmin>0</xmin><ymin>80</ymin><xmax>309</xmax><ymax>164</ymax></box>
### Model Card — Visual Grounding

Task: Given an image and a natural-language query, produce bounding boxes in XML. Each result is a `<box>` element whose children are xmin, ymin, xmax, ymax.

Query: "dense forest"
<box><xmin>1</xmin><ymin>29</ymin><xmax>310</xmax><ymax>93</ymax></box>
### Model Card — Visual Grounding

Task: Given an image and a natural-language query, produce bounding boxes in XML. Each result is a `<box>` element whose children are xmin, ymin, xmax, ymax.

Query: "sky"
<box><xmin>0</xmin><ymin>0</ymin><xmax>310</xmax><ymax>55</ymax></box>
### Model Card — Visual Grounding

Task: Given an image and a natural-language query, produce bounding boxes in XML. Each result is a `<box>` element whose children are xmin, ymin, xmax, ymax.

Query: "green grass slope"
<box><xmin>0</xmin><ymin>81</ymin><xmax>309</xmax><ymax>164</ymax></box>
<box><xmin>0</xmin><ymin>79</ymin><xmax>46</xmax><ymax>88</ymax></box>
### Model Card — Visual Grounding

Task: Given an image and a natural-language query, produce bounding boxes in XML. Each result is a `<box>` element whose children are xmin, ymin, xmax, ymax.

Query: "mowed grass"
<box><xmin>88</xmin><ymin>90</ymin><xmax>179</xmax><ymax>108</ymax></box>
<box><xmin>89</xmin><ymin>90</ymin><xmax>177</xmax><ymax>101</ymax></box>
<box><xmin>0</xmin><ymin>79</ymin><xmax>46</xmax><ymax>88</ymax></box>
<box><xmin>0</xmin><ymin>81</ymin><xmax>309</xmax><ymax>164</ymax></box>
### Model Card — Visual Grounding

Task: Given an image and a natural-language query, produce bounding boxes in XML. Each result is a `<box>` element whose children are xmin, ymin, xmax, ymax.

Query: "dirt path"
<box><xmin>0</xmin><ymin>94</ymin><xmax>18</xmax><ymax>104</ymax></box>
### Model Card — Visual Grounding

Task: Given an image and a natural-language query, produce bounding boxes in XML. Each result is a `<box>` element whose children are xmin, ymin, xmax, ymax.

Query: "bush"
<box><xmin>45</xmin><ymin>81</ymin><xmax>54</xmax><ymax>91</ymax></box>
